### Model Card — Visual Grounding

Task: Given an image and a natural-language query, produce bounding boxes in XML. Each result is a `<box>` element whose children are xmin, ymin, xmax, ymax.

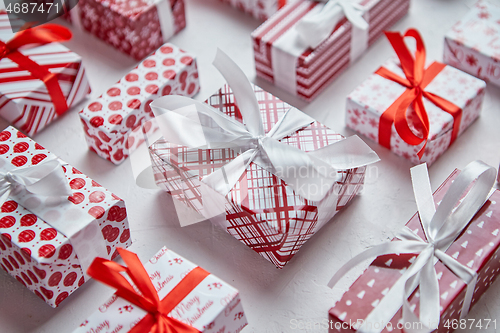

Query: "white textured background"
<box><xmin>0</xmin><ymin>0</ymin><xmax>500</xmax><ymax>332</ymax></box>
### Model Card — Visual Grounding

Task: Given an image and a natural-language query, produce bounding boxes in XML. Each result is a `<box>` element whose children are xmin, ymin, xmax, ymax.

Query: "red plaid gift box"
<box><xmin>251</xmin><ymin>0</ymin><xmax>410</xmax><ymax>101</ymax></box>
<box><xmin>0</xmin><ymin>13</ymin><xmax>91</xmax><ymax>136</ymax></box>
<box><xmin>0</xmin><ymin>126</ymin><xmax>131</xmax><ymax>307</ymax></box>
<box><xmin>219</xmin><ymin>0</ymin><xmax>289</xmax><ymax>20</ymax></box>
<box><xmin>64</xmin><ymin>0</ymin><xmax>186</xmax><ymax>60</ymax></box>
<box><xmin>79</xmin><ymin>43</ymin><xmax>199</xmax><ymax>165</ymax></box>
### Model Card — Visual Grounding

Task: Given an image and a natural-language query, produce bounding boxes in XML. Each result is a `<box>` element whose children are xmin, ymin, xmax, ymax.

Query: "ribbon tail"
<box><xmin>418</xmin><ymin>259</ymin><xmax>440</xmax><ymax>330</ymax></box>
<box><xmin>410</xmin><ymin>163</ymin><xmax>436</xmax><ymax>241</ymax></box>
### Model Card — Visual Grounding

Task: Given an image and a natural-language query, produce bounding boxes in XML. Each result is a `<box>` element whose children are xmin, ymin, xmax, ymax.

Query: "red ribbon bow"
<box><xmin>87</xmin><ymin>248</ymin><xmax>209</xmax><ymax>333</ymax></box>
<box><xmin>0</xmin><ymin>24</ymin><xmax>73</xmax><ymax>115</ymax></box>
<box><xmin>376</xmin><ymin>28</ymin><xmax>462</xmax><ymax>159</ymax></box>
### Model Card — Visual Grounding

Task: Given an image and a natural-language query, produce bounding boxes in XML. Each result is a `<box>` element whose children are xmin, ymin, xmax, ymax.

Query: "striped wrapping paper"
<box><xmin>219</xmin><ymin>0</ymin><xmax>289</xmax><ymax>21</ymax></box>
<box><xmin>251</xmin><ymin>0</ymin><xmax>410</xmax><ymax>101</ymax></box>
<box><xmin>0</xmin><ymin>13</ymin><xmax>91</xmax><ymax>136</ymax></box>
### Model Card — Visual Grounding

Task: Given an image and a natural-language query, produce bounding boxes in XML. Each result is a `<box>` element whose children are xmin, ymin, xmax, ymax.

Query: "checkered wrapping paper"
<box><xmin>149</xmin><ymin>84</ymin><xmax>366</xmax><ymax>268</ymax></box>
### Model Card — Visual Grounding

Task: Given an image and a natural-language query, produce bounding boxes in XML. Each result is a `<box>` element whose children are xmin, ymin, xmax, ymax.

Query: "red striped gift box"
<box><xmin>251</xmin><ymin>0</ymin><xmax>410</xmax><ymax>101</ymax></box>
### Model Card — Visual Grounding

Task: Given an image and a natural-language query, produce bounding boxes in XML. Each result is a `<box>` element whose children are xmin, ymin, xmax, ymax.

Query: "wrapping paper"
<box><xmin>251</xmin><ymin>0</ymin><xmax>410</xmax><ymax>101</ymax></box>
<box><xmin>346</xmin><ymin>58</ymin><xmax>486</xmax><ymax>165</ymax></box>
<box><xmin>73</xmin><ymin>246</ymin><xmax>247</xmax><ymax>333</ymax></box>
<box><xmin>220</xmin><ymin>0</ymin><xmax>289</xmax><ymax>20</ymax></box>
<box><xmin>329</xmin><ymin>168</ymin><xmax>500</xmax><ymax>332</ymax></box>
<box><xmin>444</xmin><ymin>0</ymin><xmax>500</xmax><ymax>88</ymax></box>
<box><xmin>0</xmin><ymin>13</ymin><xmax>91</xmax><ymax>136</ymax></box>
<box><xmin>79</xmin><ymin>43</ymin><xmax>199</xmax><ymax>165</ymax></box>
<box><xmin>149</xmin><ymin>83</ymin><xmax>367</xmax><ymax>269</ymax></box>
<box><xmin>0</xmin><ymin>126</ymin><xmax>131</xmax><ymax>307</ymax></box>
<box><xmin>64</xmin><ymin>0</ymin><xmax>186</xmax><ymax>60</ymax></box>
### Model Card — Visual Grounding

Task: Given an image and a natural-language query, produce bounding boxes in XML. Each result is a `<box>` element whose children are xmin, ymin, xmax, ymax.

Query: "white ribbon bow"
<box><xmin>0</xmin><ymin>158</ymin><xmax>72</xmax><ymax>205</ymax></box>
<box><xmin>295</xmin><ymin>0</ymin><xmax>369</xmax><ymax>49</ymax></box>
<box><xmin>150</xmin><ymin>49</ymin><xmax>379</xmax><ymax>203</ymax></box>
<box><xmin>328</xmin><ymin>160</ymin><xmax>497</xmax><ymax>333</ymax></box>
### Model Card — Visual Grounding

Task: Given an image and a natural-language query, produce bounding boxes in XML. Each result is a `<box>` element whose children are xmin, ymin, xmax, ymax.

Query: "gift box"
<box><xmin>444</xmin><ymin>1</ymin><xmax>500</xmax><ymax>88</ymax></box>
<box><xmin>346</xmin><ymin>29</ymin><xmax>486</xmax><ymax>166</ymax></box>
<box><xmin>79</xmin><ymin>43</ymin><xmax>200</xmax><ymax>165</ymax></box>
<box><xmin>251</xmin><ymin>0</ymin><xmax>410</xmax><ymax>101</ymax></box>
<box><xmin>146</xmin><ymin>51</ymin><xmax>379</xmax><ymax>269</ymax></box>
<box><xmin>328</xmin><ymin>161</ymin><xmax>500</xmax><ymax>332</ymax></box>
<box><xmin>73</xmin><ymin>247</ymin><xmax>247</xmax><ymax>333</ymax></box>
<box><xmin>0</xmin><ymin>126</ymin><xmax>131</xmax><ymax>307</ymax></box>
<box><xmin>64</xmin><ymin>0</ymin><xmax>186</xmax><ymax>60</ymax></box>
<box><xmin>220</xmin><ymin>0</ymin><xmax>289</xmax><ymax>21</ymax></box>
<box><xmin>0</xmin><ymin>13</ymin><xmax>91</xmax><ymax>136</ymax></box>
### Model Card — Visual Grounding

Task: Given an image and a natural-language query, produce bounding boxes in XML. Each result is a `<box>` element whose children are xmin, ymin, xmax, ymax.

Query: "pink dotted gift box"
<box><xmin>73</xmin><ymin>246</ymin><xmax>247</xmax><ymax>333</ymax></box>
<box><xmin>79</xmin><ymin>43</ymin><xmax>199</xmax><ymax>165</ymax></box>
<box><xmin>328</xmin><ymin>161</ymin><xmax>500</xmax><ymax>332</ymax></box>
<box><xmin>444</xmin><ymin>1</ymin><xmax>500</xmax><ymax>88</ymax></box>
<box><xmin>219</xmin><ymin>0</ymin><xmax>288</xmax><ymax>21</ymax></box>
<box><xmin>0</xmin><ymin>126</ymin><xmax>131</xmax><ymax>308</ymax></box>
<box><xmin>251</xmin><ymin>0</ymin><xmax>410</xmax><ymax>101</ymax></box>
<box><xmin>64</xmin><ymin>0</ymin><xmax>186</xmax><ymax>60</ymax></box>
<box><xmin>0</xmin><ymin>13</ymin><xmax>91</xmax><ymax>136</ymax></box>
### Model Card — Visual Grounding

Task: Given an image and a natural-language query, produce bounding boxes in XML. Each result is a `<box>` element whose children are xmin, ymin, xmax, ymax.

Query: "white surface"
<box><xmin>1</xmin><ymin>0</ymin><xmax>500</xmax><ymax>332</ymax></box>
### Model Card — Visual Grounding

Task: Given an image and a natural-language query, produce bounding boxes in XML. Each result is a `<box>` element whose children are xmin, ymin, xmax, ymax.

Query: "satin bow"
<box><xmin>295</xmin><ymin>0</ymin><xmax>368</xmax><ymax>49</ymax></box>
<box><xmin>328</xmin><ymin>160</ymin><xmax>497</xmax><ymax>333</ymax></box>
<box><xmin>0</xmin><ymin>24</ymin><xmax>72</xmax><ymax>115</ymax></box>
<box><xmin>377</xmin><ymin>29</ymin><xmax>462</xmax><ymax>159</ymax></box>
<box><xmin>150</xmin><ymin>49</ymin><xmax>379</xmax><ymax>202</ymax></box>
<box><xmin>0</xmin><ymin>157</ymin><xmax>72</xmax><ymax>205</ymax></box>
<box><xmin>87</xmin><ymin>248</ymin><xmax>209</xmax><ymax>333</ymax></box>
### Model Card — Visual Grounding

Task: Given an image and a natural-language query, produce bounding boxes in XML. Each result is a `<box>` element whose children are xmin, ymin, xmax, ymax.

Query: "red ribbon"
<box><xmin>87</xmin><ymin>248</ymin><xmax>209</xmax><ymax>333</ymax></box>
<box><xmin>376</xmin><ymin>28</ymin><xmax>462</xmax><ymax>159</ymax></box>
<box><xmin>0</xmin><ymin>24</ymin><xmax>72</xmax><ymax>115</ymax></box>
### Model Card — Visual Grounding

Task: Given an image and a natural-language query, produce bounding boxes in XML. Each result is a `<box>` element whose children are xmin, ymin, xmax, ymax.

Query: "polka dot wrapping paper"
<box><xmin>329</xmin><ymin>169</ymin><xmax>500</xmax><ymax>333</ymax></box>
<box><xmin>444</xmin><ymin>0</ymin><xmax>500</xmax><ymax>88</ymax></box>
<box><xmin>72</xmin><ymin>246</ymin><xmax>247</xmax><ymax>333</ymax></box>
<box><xmin>79</xmin><ymin>43</ymin><xmax>200</xmax><ymax>165</ymax></box>
<box><xmin>0</xmin><ymin>126</ymin><xmax>131</xmax><ymax>308</ymax></box>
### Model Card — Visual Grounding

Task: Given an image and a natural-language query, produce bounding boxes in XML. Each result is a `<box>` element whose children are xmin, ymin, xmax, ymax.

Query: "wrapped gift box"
<box><xmin>346</xmin><ymin>30</ymin><xmax>486</xmax><ymax>166</ymax></box>
<box><xmin>73</xmin><ymin>247</ymin><xmax>247</xmax><ymax>333</ymax></box>
<box><xmin>220</xmin><ymin>0</ymin><xmax>289</xmax><ymax>20</ymax></box>
<box><xmin>79</xmin><ymin>43</ymin><xmax>199</xmax><ymax>165</ymax></box>
<box><xmin>0</xmin><ymin>13</ymin><xmax>91</xmax><ymax>136</ymax></box>
<box><xmin>0</xmin><ymin>126</ymin><xmax>131</xmax><ymax>307</ymax></box>
<box><xmin>251</xmin><ymin>0</ymin><xmax>410</xmax><ymax>101</ymax></box>
<box><xmin>149</xmin><ymin>83</ymin><xmax>370</xmax><ymax>269</ymax></box>
<box><xmin>329</xmin><ymin>166</ymin><xmax>500</xmax><ymax>332</ymax></box>
<box><xmin>64</xmin><ymin>0</ymin><xmax>186</xmax><ymax>60</ymax></box>
<box><xmin>444</xmin><ymin>1</ymin><xmax>500</xmax><ymax>87</ymax></box>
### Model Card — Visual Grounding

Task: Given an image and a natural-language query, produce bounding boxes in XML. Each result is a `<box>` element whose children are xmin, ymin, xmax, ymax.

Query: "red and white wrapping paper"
<box><xmin>346</xmin><ymin>58</ymin><xmax>486</xmax><ymax>165</ymax></box>
<box><xmin>79</xmin><ymin>43</ymin><xmax>199</xmax><ymax>165</ymax></box>
<box><xmin>219</xmin><ymin>0</ymin><xmax>289</xmax><ymax>21</ymax></box>
<box><xmin>251</xmin><ymin>0</ymin><xmax>410</xmax><ymax>101</ymax></box>
<box><xmin>149</xmin><ymin>83</ymin><xmax>368</xmax><ymax>269</ymax></box>
<box><xmin>73</xmin><ymin>246</ymin><xmax>247</xmax><ymax>333</ymax></box>
<box><xmin>444</xmin><ymin>1</ymin><xmax>500</xmax><ymax>88</ymax></box>
<box><xmin>329</xmin><ymin>167</ymin><xmax>500</xmax><ymax>332</ymax></box>
<box><xmin>0</xmin><ymin>13</ymin><xmax>91</xmax><ymax>136</ymax></box>
<box><xmin>65</xmin><ymin>0</ymin><xmax>186</xmax><ymax>60</ymax></box>
<box><xmin>0</xmin><ymin>126</ymin><xmax>131</xmax><ymax>307</ymax></box>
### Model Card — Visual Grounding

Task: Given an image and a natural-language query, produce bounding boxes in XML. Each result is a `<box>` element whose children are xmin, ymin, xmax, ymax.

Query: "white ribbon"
<box><xmin>149</xmin><ymin>49</ymin><xmax>379</xmax><ymax>206</ymax></box>
<box><xmin>271</xmin><ymin>0</ymin><xmax>369</xmax><ymax>96</ymax></box>
<box><xmin>328</xmin><ymin>160</ymin><xmax>497</xmax><ymax>333</ymax></box>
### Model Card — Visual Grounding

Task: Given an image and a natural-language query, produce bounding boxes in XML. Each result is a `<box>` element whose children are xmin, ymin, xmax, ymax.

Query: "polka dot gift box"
<box><xmin>0</xmin><ymin>126</ymin><xmax>131</xmax><ymax>308</ymax></box>
<box><xmin>79</xmin><ymin>43</ymin><xmax>199</xmax><ymax>165</ymax></box>
<box><xmin>73</xmin><ymin>247</ymin><xmax>247</xmax><ymax>333</ymax></box>
<box><xmin>64</xmin><ymin>0</ymin><xmax>187</xmax><ymax>60</ymax></box>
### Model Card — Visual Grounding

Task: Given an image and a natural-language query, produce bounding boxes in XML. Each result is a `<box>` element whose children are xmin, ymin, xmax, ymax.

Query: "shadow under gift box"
<box><xmin>0</xmin><ymin>126</ymin><xmax>131</xmax><ymax>307</ymax></box>
<box><xmin>329</xmin><ymin>169</ymin><xmax>500</xmax><ymax>332</ymax></box>
<box><xmin>63</xmin><ymin>0</ymin><xmax>187</xmax><ymax>60</ymax></box>
<box><xmin>72</xmin><ymin>247</ymin><xmax>247</xmax><ymax>333</ymax></box>
<box><xmin>79</xmin><ymin>43</ymin><xmax>200</xmax><ymax>165</ymax></box>
<box><xmin>148</xmin><ymin>83</ymin><xmax>367</xmax><ymax>269</ymax></box>
<box><xmin>219</xmin><ymin>0</ymin><xmax>289</xmax><ymax>21</ymax></box>
<box><xmin>0</xmin><ymin>12</ymin><xmax>91</xmax><ymax>136</ymax></box>
<box><xmin>251</xmin><ymin>0</ymin><xmax>410</xmax><ymax>101</ymax></box>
